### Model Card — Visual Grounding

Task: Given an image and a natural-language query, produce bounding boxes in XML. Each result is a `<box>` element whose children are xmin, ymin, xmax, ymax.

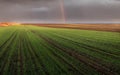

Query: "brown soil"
<box><xmin>31</xmin><ymin>24</ymin><xmax>120</xmax><ymax>32</ymax></box>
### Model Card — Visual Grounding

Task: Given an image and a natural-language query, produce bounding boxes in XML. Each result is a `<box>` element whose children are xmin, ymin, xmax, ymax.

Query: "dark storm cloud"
<box><xmin>0</xmin><ymin>0</ymin><xmax>120</xmax><ymax>23</ymax></box>
<box><xmin>64</xmin><ymin>0</ymin><xmax>120</xmax><ymax>23</ymax></box>
<box><xmin>0</xmin><ymin>0</ymin><xmax>61</xmax><ymax>23</ymax></box>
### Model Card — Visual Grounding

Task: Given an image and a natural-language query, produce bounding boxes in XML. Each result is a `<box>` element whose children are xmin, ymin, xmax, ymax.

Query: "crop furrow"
<box><xmin>52</xmin><ymin>33</ymin><xmax>120</xmax><ymax>58</ymax></box>
<box><xmin>27</xmin><ymin>36</ymin><xmax>49</xmax><ymax>75</ymax></box>
<box><xmin>18</xmin><ymin>34</ymin><xmax>24</xmax><ymax>75</ymax></box>
<box><xmin>31</xmin><ymin>31</ymin><xmax>117</xmax><ymax>75</ymax></box>
<box><xmin>7</xmin><ymin>42</ymin><xmax>18</xmax><ymax>75</ymax></box>
<box><xmin>51</xmin><ymin>32</ymin><xmax>120</xmax><ymax>54</ymax></box>
<box><xmin>0</xmin><ymin>31</ymin><xmax>17</xmax><ymax>75</ymax></box>
<box><xmin>41</xmin><ymin>43</ymin><xmax>88</xmax><ymax>75</ymax></box>
<box><xmin>41</xmin><ymin>32</ymin><xmax>120</xmax><ymax>71</ymax></box>
<box><xmin>21</xmin><ymin>33</ymin><xmax>37</xmax><ymax>75</ymax></box>
<box><xmin>24</xmin><ymin>34</ymin><xmax>50</xmax><ymax>75</ymax></box>
<box><xmin>0</xmin><ymin>31</ymin><xmax>16</xmax><ymax>50</ymax></box>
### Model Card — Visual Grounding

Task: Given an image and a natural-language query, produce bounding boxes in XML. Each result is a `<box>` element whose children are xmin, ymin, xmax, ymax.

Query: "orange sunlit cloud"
<box><xmin>0</xmin><ymin>22</ymin><xmax>21</xmax><ymax>26</ymax></box>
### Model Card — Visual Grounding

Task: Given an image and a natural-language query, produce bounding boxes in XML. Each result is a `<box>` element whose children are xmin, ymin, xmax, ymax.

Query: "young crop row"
<box><xmin>0</xmin><ymin>26</ymin><xmax>119</xmax><ymax>75</ymax></box>
<box><xmin>27</xmin><ymin>26</ymin><xmax>120</xmax><ymax>75</ymax></box>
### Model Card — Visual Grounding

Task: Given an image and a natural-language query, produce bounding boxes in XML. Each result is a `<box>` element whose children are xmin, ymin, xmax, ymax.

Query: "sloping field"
<box><xmin>0</xmin><ymin>25</ymin><xmax>120</xmax><ymax>75</ymax></box>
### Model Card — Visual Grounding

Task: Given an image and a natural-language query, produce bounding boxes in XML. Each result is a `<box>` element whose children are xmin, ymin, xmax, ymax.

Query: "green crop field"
<box><xmin>0</xmin><ymin>25</ymin><xmax>120</xmax><ymax>75</ymax></box>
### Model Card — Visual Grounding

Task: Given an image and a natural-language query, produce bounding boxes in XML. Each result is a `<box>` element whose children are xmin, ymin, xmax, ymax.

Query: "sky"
<box><xmin>0</xmin><ymin>0</ymin><xmax>120</xmax><ymax>23</ymax></box>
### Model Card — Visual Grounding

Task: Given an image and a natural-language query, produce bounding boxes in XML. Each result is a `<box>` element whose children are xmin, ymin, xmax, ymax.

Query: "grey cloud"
<box><xmin>0</xmin><ymin>0</ymin><xmax>120</xmax><ymax>23</ymax></box>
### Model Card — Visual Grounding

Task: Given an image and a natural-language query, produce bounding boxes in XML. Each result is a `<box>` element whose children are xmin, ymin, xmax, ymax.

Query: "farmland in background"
<box><xmin>23</xmin><ymin>24</ymin><xmax>120</xmax><ymax>32</ymax></box>
<box><xmin>0</xmin><ymin>25</ymin><xmax>120</xmax><ymax>75</ymax></box>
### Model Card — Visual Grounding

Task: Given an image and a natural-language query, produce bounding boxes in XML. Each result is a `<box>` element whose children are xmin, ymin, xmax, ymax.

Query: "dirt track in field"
<box><xmin>31</xmin><ymin>30</ymin><xmax>117</xmax><ymax>75</ymax></box>
<box><xmin>32</xmin><ymin>24</ymin><xmax>120</xmax><ymax>32</ymax></box>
